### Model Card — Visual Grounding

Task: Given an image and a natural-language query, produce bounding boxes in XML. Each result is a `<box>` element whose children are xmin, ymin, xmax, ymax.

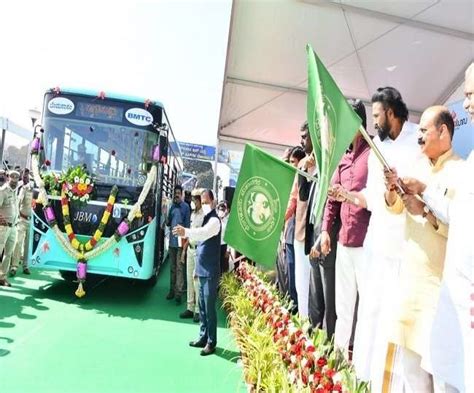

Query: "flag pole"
<box><xmin>358</xmin><ymin>125</ymin><xmax>406</xmax><ymax>193</ymax></box>
<box><xmin>294</xmin><ymin>166</ymin><xmax>318</xmax><ymax>183</ymax></box>
<box><xmin>358</xmin><ymin>125</ymin><xmax>392</xmax><ymax>171</ymax></box>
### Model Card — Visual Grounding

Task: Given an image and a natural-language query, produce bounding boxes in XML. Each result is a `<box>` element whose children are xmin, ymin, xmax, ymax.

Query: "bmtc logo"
<box><xmin>127</xmin><ymin>113</ymin><xmax>152</xmax><ymax>122</ymax></box>
<box><xmin>125</xmin><ymin>108</ymin><xmax>153</xmax><ymax>126</ymax></box>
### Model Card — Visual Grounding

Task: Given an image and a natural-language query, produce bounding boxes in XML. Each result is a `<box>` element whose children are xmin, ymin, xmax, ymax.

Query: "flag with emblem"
<box><xmin>224</xmin><ymin>144</ymin><xmax>295</xmax><ymax>267</ymax></box>
<box><xmin>307</xmin><ymin>44</ymin><xmax>363</xmax><ymax>224</ymax></box>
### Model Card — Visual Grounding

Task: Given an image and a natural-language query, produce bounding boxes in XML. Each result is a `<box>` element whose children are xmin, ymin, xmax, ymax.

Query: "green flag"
<box><xmin>306</xmin><ymin>44</ymin><xmax>363</xmax><ymax>224</ymax></box>
<box><xmin>224</xmin><ymin>144</ymin><xmax>295</xmax><ymax>267</ymax></box>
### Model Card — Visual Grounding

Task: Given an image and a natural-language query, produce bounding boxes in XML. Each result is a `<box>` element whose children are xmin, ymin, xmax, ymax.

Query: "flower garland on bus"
<box><xmin>61</xmin><ymin>184</ymin><xmax>118</xmax><ymax>252</ymax></box>
<box><xmin>30</xmin><ymin>135</ymin><xmax>157</xmax><ymax>298</ymax></box>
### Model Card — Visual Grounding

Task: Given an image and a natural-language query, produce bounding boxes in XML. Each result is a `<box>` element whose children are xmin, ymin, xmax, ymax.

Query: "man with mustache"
<box><xmin>384</xmin><ymin>106</ymin><xmax>462</xmax><ymax>392</ymax></box>
<box><xmin>396</xmin><ymin>63</ymin><xmax>474</xmax><ymax>393</ymax></box>
<box><xmin>332</xmin><ymin>87</ymin><xmax>420</xmax><ymax>388</ymax></box>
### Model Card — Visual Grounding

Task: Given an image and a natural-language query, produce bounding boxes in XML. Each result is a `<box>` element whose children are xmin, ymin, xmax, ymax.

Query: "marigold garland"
<box><xmin>61</xmin><ymin>184</ymin><xmax>118</xmax><ymax>252</ymax></box>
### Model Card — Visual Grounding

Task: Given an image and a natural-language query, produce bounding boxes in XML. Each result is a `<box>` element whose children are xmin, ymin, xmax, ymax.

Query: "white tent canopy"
<box><xmin>217</xmin><ymin>0</ymin><xmax>474</xmax><ymax>152</ymax></box>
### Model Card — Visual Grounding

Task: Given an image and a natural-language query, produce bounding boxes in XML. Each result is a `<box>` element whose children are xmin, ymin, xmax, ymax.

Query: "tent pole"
<box><xmin>212</xmin><ymin>137</ymin><xmax>220</xmax><ymax>196</ymax></box>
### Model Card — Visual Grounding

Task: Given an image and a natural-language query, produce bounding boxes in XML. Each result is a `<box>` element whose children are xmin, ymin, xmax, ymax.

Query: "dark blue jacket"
<box><xmin>195</xmin><ymin>209</ymin><xmax>221</xmax><ymax>278</ymax></box>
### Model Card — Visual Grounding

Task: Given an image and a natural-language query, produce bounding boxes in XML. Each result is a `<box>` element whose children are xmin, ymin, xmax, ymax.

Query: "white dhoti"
<box><xmin>294</xmin><ymin>239</ymin><xmax>310</xmax><ymax>318</ymax></box>
<box><xmin>369</xmin><ymin>254</ymin><xmax>405</xmax><ymax>393</ymax></box>
<box><xmin>428</xmin><ymin>270</ymin><xmax>472</xmax><ymax>393</ymax></box>
<box><xmin>334</xmin><ymin>244</ymin><xmax>366</xmax><ymax>357</ymax></box>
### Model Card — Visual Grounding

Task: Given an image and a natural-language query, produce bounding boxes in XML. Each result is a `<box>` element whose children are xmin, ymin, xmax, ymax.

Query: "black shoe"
<box><xmin>189</xmin><ymin>339</ymin><xmax>206</xmax><ymax>348</ymax></box>
<box><xmin>200</xmin><ymin>344</ymin><xmax>216</xmax><ymax>356</ymax></box>
<box><xmin>175</xmin><ymin>296</ymin><xmax>182</xmax><ymax>305</ymax></box>
<box><xmin>23</xmin><ymin>268</ymin><xmax>31</xmax><ymax>275</ymax></box>
<box><xmin>166</xmin><ymin>292</ymin><xmax>174</xmax><ymax>300</ymax></box>
<box><xmin>179</xmin><ymin>310</ymin><xmax>194</xmax><ymax>319</ymax></box>
<box><xmin>8</xmin><ymin>268</ymin><xmax>17</xmax><ymax>277</ymax></box>
<box><xmin>193</xmin><ymin>313</ymin><xmax>200</xmax><ymax>323</ymax></box>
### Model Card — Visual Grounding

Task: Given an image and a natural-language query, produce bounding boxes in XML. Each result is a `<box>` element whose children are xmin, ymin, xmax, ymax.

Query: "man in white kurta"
<box><xmin>339</xmin><ymin>88</ymin><xmax>422</xmax><ymax>388</ymax></box>
<box><xmin>404</xmin><ymin>64</ymin><xmax>474</xmax><ymax>392</ymax></box>
<box><xmin>384</xmin><ymin>106</ymin><xmax>463</xmax><ymax>392</ymax></box>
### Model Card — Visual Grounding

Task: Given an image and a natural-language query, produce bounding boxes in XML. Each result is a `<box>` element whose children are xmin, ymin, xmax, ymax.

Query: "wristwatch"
<box><xmin>422</xmin><ymin>205</ymin><xmax>430</xmax><ymax>218</ymax></box>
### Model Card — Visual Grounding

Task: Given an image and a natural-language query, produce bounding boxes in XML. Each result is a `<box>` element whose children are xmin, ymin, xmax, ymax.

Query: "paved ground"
<box><xmin>0</xmin><ymin>263</ymin><xmax>244</xmax><ymax>393</ymax></box>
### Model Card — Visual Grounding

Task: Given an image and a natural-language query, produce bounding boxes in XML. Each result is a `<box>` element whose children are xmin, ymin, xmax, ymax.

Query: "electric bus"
<box><xmin>29</xmin><ymin>87</ymin><xmax>182</xmax><ymax>285</ymax></box>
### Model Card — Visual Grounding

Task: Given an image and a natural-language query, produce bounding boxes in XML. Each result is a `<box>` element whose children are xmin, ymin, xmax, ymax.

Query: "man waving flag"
<box><xmin>306</xmin><ymin>44</ymin><xmax>363</xmax><ymax>223</ymax></box>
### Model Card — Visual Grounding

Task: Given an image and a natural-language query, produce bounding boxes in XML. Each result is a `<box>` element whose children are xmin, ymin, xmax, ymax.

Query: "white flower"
<box><xmin>332</xmin><ymin>372</ymin><xmax>343</xmax><ymax>384</ymax></box>
<box><xmin>85</xmin><ymin>178</ymin><xmax>91</xmax><ymax>185</ymax></box>
<box><xmin>74</xmin><ymin>176</ymin><xmax>80</xmax><ymax>183</ymax></box>
<box><xmin>84</xmin><ymin>194</ymin><xmax>89</xmax><ymax>200</ymax></box>
<box><xmin>79</xmin><ymin>178</ymin><xmax>84</xmax><ymax>184</ymax></box>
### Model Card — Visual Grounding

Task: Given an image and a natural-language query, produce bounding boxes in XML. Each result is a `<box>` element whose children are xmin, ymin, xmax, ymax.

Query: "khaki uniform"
<box><xmin>0</xmin><ymin>184</ymin><xmax>19</xmax><ymax>279</ymax></box>
<box><xmin>186</xmin><ymin>208</ymin><xmax>205</xmax><ymax>314</ymax></box>
<box><xmin>12</xmin><ymin>182</ymin><xmax>33</xmax><ymax>270</ymax></box>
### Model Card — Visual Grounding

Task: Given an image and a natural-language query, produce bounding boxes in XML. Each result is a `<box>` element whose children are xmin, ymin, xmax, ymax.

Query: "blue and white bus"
<box><xmin>29</xmin><ymin>88</ymin><xmax>182</xmax><ymax>286</ymax></box>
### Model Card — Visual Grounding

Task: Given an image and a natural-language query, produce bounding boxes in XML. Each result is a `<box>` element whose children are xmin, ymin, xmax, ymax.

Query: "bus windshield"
<box><xmin>43</xmin><ymin>117</ymin><xmax>158</xmax><ymax>187</ymax></box>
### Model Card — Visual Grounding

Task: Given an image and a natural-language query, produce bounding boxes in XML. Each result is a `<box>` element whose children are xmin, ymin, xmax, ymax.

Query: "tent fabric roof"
<box><xmin>217</xmin><ymin>0</ymin><xmax>474</xmax><ymax>150</ymax></box>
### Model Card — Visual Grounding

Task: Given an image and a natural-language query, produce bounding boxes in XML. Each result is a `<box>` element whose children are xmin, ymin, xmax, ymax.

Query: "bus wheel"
<box><xmin>59</xmin><ymin>270</ymin><xmax>77</xmax><ymax>282</ymax></box>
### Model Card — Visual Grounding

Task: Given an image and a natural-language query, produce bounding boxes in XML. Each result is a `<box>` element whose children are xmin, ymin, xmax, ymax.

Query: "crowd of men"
<box><xmin>0</xmin><ymin>168</ymin><xmax>33</xmax><ymax>287</ymax></box>
<box><xmin>277</xmin><ymin>64</ymin><xmax>473</xmax><ymax>393</ymax></box>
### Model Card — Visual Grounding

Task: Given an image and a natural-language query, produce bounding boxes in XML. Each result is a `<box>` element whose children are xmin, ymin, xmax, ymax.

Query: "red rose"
<box><xmin>317</xmin><ymin>357</ymin><xmax>327</xmax><ymax>368</ymax></box>
<box><xmin>45</xmin><ymin>159</ymin><xmax>51</xmax><ymax>166</ymax></box>
<box><xmin>325</xmin><ymin>368</ymin><xmax>335</xmax><ymax>379</ymax></box>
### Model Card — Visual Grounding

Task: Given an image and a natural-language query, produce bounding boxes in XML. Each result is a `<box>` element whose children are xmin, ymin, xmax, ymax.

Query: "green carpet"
<box><xmin>0</xmin><ymin>263</ymin><xmax>245</xmax><ymax>393</ymax></box>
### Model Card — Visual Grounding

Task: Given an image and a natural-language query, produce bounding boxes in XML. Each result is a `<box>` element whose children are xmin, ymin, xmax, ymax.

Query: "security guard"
<box><xmin>0</xmin><ymin>170</ymin><xmax>20</xmax><ymax>287</ymax></box>
<box><xmin>10</xmin><ymin>169</ymin><xmax>33</xmax><ymax>276</ymax></box>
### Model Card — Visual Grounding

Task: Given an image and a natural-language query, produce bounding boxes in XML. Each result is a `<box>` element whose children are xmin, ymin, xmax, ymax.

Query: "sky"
<box><xmin>0</xmin><ymin>0</ymin><xmax>232</xmax><ymax>148</ymax></box>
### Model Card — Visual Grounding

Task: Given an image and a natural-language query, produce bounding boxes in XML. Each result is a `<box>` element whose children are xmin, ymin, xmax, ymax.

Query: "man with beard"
<box><xmin>384</xmin><ymin>106</ymin><xmax>462</xmax><ymax>392</ymax></box>
<box><xmin>0</xmin><ymin>170</ymin><xmax>20</xmax><ymax>287</ymax></box>
<box><xmin>398</xmin><ymin>63</ymin><xmax>474</xmax><ymax>392</ymax></box>
<box><xmin>333</xmin><ymin>87</ymin><xmax>420</xmax><ymax>389</ymax></box>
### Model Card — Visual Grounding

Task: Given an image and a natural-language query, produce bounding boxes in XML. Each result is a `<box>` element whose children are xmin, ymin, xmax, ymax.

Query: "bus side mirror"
<box><xmin>152</xmin><ymin>134</ymin><xmax>168</xmax><ymax>164</ymax></box>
